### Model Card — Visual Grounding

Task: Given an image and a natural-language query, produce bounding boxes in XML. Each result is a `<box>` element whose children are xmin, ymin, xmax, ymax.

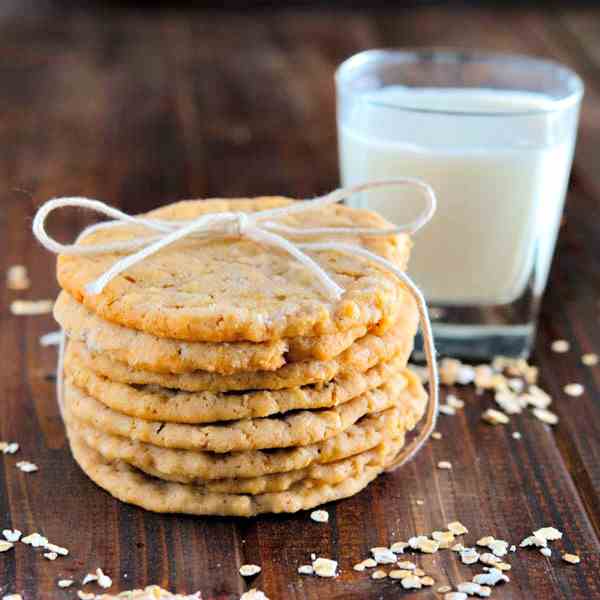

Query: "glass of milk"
<box><xmin>336</xmin><ymin>49</ymin><xmax>583</xmax><ymax>359</ymax></box>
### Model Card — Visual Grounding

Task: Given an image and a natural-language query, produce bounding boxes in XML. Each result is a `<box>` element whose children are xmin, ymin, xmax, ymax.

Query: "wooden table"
<box><xmin>1</xmin><ymin>3</ymin><xmax>599</xmax><ymax>599</ymax></box>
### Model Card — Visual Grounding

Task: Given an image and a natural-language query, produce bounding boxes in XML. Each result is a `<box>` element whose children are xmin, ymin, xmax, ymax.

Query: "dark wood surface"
<box><xmin>1</xmin><ymin>3</ymin><xmax>599</xmax><ymax>599</ymax></box>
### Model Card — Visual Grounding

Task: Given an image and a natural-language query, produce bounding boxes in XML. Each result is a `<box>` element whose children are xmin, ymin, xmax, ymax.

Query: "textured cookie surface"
<box><xmin>65</xmin><ymin>347</ymin><xmax>409</xmax><ymax>424</ymax></box>
<box><xmin>56</xmin><ymin>291</ymin><xmax>407</xmax><ymax>374</ymax></box>
<box><xmin>68</xmin><ymin>432</ymin><xmax>402</xmax><ymax>516</ymax></box>
<box><xmin>67</xmin><ymin>406</ymin><xmax>406</xmax><ymax>482</ymax></box>
<box><xmin>64</xmin><ymin>375</ymin><xmax>407</xmax><ymax>453</ymax></box>
<box><xmin>68</xmin><ymin>320</ymin><xmax>415</xmax><ymax>393</ymax></box>
<box><xmin>57</xmin><ymin>197</ymin><xmax>411</xmax><ymax>342</ymax></box>
<box><xmin>64</xmin><ymin>370</ymin><xmax>427</xmax><ymax>481</ymax></box>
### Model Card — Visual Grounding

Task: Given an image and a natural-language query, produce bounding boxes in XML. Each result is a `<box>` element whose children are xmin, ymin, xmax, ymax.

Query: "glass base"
<box><xmin>413</xmin><ymin>323</ymin><xmax>535</xmax><ymax>361</ymax></box>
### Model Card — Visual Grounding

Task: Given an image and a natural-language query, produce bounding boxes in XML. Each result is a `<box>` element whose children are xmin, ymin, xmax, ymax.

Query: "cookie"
<box><xmin>67</xmin><ymin>403</ymin><xmax>415</xmax><ymax>482</ymax></box>
<box><xmin>67</xmin><ymin>432</ymin><xmax>400</xmax><ymax>516</ymax></box>
<box><xmin>57</xmin><ymin>197</ymin><xmax>411</xmax><ymax>342</ymax></box>
<box><xmin>65</xmin><ymin>347</ymin><xmax>409</xmax><ymax>424</ymax></box>
<box><xmin>64</xmin><ymin>374</ymin><xmax>408</xmax><ymax>453</ymax></box>
<box><xmin>56</xmin><ymin>291</ymin><xmax>406</xmax><ymax>374</ymax></box>
<box><xmin>67</xmin><ymin>320</ymin><xmax>415</xmax><ymax>393</ymax></box>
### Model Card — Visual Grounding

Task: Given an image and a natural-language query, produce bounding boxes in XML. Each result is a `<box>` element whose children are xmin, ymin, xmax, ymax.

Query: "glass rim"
<box><xmin>335</xmin><ymin>48</ymin><xmax>584</xmax><ymax>117</ymax></box>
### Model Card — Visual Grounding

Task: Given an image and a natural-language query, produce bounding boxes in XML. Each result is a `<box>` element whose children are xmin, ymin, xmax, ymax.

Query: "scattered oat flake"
<box><xmin>389</xmin><ymin>569</ymin><xmax>413</xmax><ymax>579</ymax></box>
<box><xmin>414</xmin><ymin>568</ymin><xmax>425</xmax><ymax>577</ymax></box>
<box><xmin>551</xmin><ymin>340</ymin><xmax>570</xmax><ymax>353</ymax></box>
<box><xmin>6</xmin><ymin>265</ymin><xmax>30</xmax><ymax>290</ymax></box>
<box><xmin>371</xmin><ymin>546</ymin><xmax>396</xmax><ymax>564</ymax></box>
<box><xmin>0</xmin><ymin>442</ymin><xmax>19</xmax><ymax>455</ymax></box>
<box><xmin>482</xmin><ymin>408</ymin><xmax>509</xmax><ymax>425</ymax></box>
<box><xmin>421</xmin><ymin>576</ymin><xmax>435</xmax><ymax>586</ymax></box>
<box><xmin>240</xmin><ymin>589</ymin><xmax>269</xmax><ymax>600</ymax></box>
<box><xmin>310</xmin><ymin>509</ymin><xmax>329</xmax><ymax>523</ymax></box>
<box><xmin>10</xmin><ymin>299</ymin><xmax>53</xmax><ymax>316</ymax></box>
<box><xmin>46</xmin><ymin>542</ymin><xmax>68</xmax><ymax>555</ymax></box>
<box><xmin>239</xmin><ymin>564</ymin><xmax>261</xmax><ymax>577</ymax></box>
<box><xmin>445</xmin><ymin>593</ymin><xmax>467</xmax><ymax>600</ymax></box>
<box><xmin>447</xmin><ymin>394</ymin><xmax>465</xmax><ymax>409</ymax></box>
<box><xmin>312</xmin><ymin>557</ymin><xmax>337</xmax><ymax>578</ymax></box>
<box><xmin>432</xmin><ymin>530</ymin><xmax>455</xmax><ymax>548</ymax></box>
<box><xmin>44</xmin><ymin>551</ymin><xmax>58</xmax><ymax>560</ymax></box>
<box><xmin>415</xmin><ymin>499</ymin><xmax>424</xmax><ymax>505</ymax></box>
<box><xmin>390</xmin><ymin>541</ymin><xmax>408</xmax><ymax>553</ymax></box>
<box><xmin>3</xmin><ymin>595</ymin><xmax>23</xmax><ymax>600</ymax></box>
<box><xmin>460</xmin><ymin>547</ymin><xmax>480</xmax><ymax>565</ymax></box>
<box><xmin>582</xmin><ymin>353</ymin><xmax>599</xmax><ymax>366</ymax></box>
<box><xmin>512</xmin><ymin>431</ymin><xmax>522</xmax><ymax>439</ymax></box>
<box><xmin>82</xmin><ymin>573</ymin><xmax>98</xmax><ymax>585</ymax></box>
<box><xmin>473</xmin><ymin>568</ymin><xmax>510</xmax><ymax>586</ymax></box>
<box><xmin>58</xmin><ymin>580</ymin><xmax>74</xmax><ymax>588</ymax></box>
<box><xmin>298</xmin><ymin>564</ymin><xmax>314</xmax><ymax>575</ymax></box>
<box><xmin>96</xmin><ymin>568</ymin><xmax>112</xmax><ymax>589</ymax></box>
<box><xmin>397</xmin><ymin>561</ymin><xmax>416</xmax><ymax>570</ymax></box>
<box><xmin>371</xmin><ymin>569</ymin><xmax>387</xmax><ymax>580</ymax></box>
<box><xmin>479</xmin><ymin>553</ymin><xmax>501</xmax><ymax>566</ymax></box>
<box><xmin>3</xmin><ymin>529</ymin><xmax>21</xmax><ymax>542</ymax></box>
<box><xmin>562</xmin><ymin>553</ymin><xmax>580</xmax><ymax>564</ymax></box>
<box><xmin>0</xmin><ymin>541</ymin><xmax>14</xmax><ymax>552</ymax></box>
<box><xmin>401</xmin><ymin>575</ymin><xmax>422</xmax><ymax>590</ymax></box>
<box><xmin>21</xmin><ymin>532</ymin><xmax>48</xmax><ymax>547</ymax></box>
<box><xmin>540</xmin><ymin>547</ymin><xmax>552</xmax><ymax>557</ymax></box>
<box><xmin>16</xmin><ymin>461</ymin><xmax>38</xmax><ymax>473</ymax></box>
<box><xmin>438</xmin><ymin>461</ymin><xmax>452</xmax><ymax>470</ymax></box>
<box><xmin>438</xmin><ymin>586</ymin><xmax>453</xmax><ymax>594</ymax></box>
<box><xmin>458</xmin><ymin>582</ymin><xmax>491</xmax><ymax>597</ymax></box>
<box><xmin>439</xmin><ymin>404</ymin><xmax>456</xmax><ymax>416</ymax></box>
<box><xmin>488</xmin><ymin>539</ymin><xmax>509</xmax><ymax>557</ymax></box>
<box><xmin>533</xmin><ymin>526</ymin><xmax>563</xmax><ymax>541</ymax></box>
<box><xmin>533</xmin><ymin>407</ymin><xmax>559</xmax><ymax>425</ymax></box>
<box><xmin>448</xmin><ymin>521</ymin><xmax>468</xmax><ymax>535</ymax></box>
<box><xmin>78</xmin><ymin>594</ymin><xmax>95</xmax><ymax>600</ymax></box>
<box><xmin>432</xmin><ymin>431</ymin><xmax>442</xmax><ymax>440</ymax></box>
<box><xmin>564</xmin><ymin>383</ymin><xmax>584</xmax><ymax>397</ymax></box>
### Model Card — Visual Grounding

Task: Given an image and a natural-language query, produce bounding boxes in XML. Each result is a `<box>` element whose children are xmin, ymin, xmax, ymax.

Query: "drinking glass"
<box><xmin>336</xmin><ymin>49</ymin><xmax>583</xmax><ymax>359</ymax></box>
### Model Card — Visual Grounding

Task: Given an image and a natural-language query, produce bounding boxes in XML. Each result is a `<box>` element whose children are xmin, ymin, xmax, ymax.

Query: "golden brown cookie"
<box><xmin>57</xmin><ymin>197</ymin><xmax>411</xmax><ymax>343</ymax></box>
<box><xmin>67</xmin><ymin>432</ymin><xmax>402</xmax><ymax>516</ymax></box>
<box><xmin>64</xmin><ymin>374</ymin><xmax>408</xmax><ymax>453</ymax></box>
<box><xmin>56</xmin><ymin>291</ymin><xmax>412</xmax><ymax>374</ymax></box>
<box><xmin>67</xmin><ymin>319</ymin><xmax>415</xmax><ymax>393</ymax></box>
<box><xmin>65</xmin><ymin>347</ymin><xmax>409</xmax><ymax>424</ymax></box>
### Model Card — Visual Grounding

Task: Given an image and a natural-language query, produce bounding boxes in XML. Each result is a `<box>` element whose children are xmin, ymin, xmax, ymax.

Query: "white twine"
<box><xmin>34</xmin><ymin>178</ymin><xmax>438</xmax><ymax>471</ymax></box>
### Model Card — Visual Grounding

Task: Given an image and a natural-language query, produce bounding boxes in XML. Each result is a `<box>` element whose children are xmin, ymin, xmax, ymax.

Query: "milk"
<box><xmin>338</xmin><ymin>87</ymin><xmax>578</xmax><ymax>305</ymax></box>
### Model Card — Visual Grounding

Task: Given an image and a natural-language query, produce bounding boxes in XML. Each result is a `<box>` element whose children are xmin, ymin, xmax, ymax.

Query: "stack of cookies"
<box><xmin>51</xmin><ymin>197</ymin><xmax>429</xmax><ymax>517</ymax></box>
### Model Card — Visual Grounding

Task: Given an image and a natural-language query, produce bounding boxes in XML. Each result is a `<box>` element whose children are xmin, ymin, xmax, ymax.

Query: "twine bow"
<box><xmin>34</xmin><ymin>178</ymin><xmax>439</xmax><ymax>471</ymax></box>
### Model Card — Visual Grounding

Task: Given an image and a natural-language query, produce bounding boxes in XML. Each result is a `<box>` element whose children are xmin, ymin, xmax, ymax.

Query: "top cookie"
<box><xmin>57</xmin><ymin>197</ymin><xmax>411</xmax><ymax>342</ymax></box>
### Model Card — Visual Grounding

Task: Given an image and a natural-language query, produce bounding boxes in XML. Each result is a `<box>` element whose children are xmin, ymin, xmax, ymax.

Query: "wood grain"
<box><xmin>0</xmin><ymin>4</ymin><xmax>599</xmax><ymax>599</ymax></box>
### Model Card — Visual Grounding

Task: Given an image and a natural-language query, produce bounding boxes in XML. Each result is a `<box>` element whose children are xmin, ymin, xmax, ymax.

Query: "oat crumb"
<box><xmin>444</xmin><ymin>593</ymin><xmax>467</xmax><ymax>600</ymax></box>
<box><xmin>562</xmin><ymin>553</ymin><xmax>580</xmax><ymax>564</ymax></box>
<box><xmin>240</xmin><ymin>591</ymin><xmax>269</xmax><ymax>600</ymax></box>
<box><xmin>371</xmin><ymin>569</ymin><xmax>387</xmax><ymax>580</ymax></box>
<box><xmin>96</xmin><ymin>568</ymin><xmax>112</xmax><ymax>589</ymax></box>
<box><xmin>582</xmin><ymin>353</ymin><xmax>598</xmax><ymax>366</ymax></box>
<box><xmin>564</xmin><ymin>383</ymin><xmax>584</xmax><ymax>397</ymax></box>
<box><xmin>551</xmin><ymin>340</ymin><xmax>570</xmax><ymax>353</ymax></box>
<box><xmin>0</xmin><ymin>442</ymin><xmax>19</xmax><ymax>455</ymax></box>
<box><xmin>239</xmin><ymin>564</ymin><xmax>261</xmax><ymax>577</ymax></box>
<box><xmin>512</xmin><ymin>431</ymin><xmax>522</xmax><ymax>439</ymax></box>
<box><xmin>0</xmin><ymin>541</ymin><xmax>14</xmax><ymax>552</ymax></box>
<box><xmin>57</xmin><ymin>580</ymin><xmax>74</xmax><ymax>588</ymax></box>
<box><xmin>3</xmin><ymin>529</ymin><xmax>21</xmax><ymax>542</ymax></box>
<box><xmin>447</xmin><ymin>521</ymin><xmax>468</xmax><ymax>535</ymax></box>
<box><xmin>432</xmin><ymin>431</ymin><xmax>442</xmax><ymax>440</ymax></box>
<box><xmin>16</xmin><ymin>461</ymin><xmax>38</xmax><ymax>473</ymax></box>
<box><xmin>481</xmin><ymin>408</ymin><xmax>510</xmax><ymax>425</ymax></box>
<box><xmin>7</xmin><ymin>266</ymin><xmax>30</xmax><ymax>290</ymax></box>
<box><xmin>438</xmin><ymin>460</ymin><xmax>452</xmax><ymax>470</ymax></box>
<box><xmin>540</xmin><ymin>547</ymin><xmax>552</xmax><ymax>557</ymax></box>
<box><xmin>533</xmin><ymin>407</ymin><xmax>559</xmax><ymax>425</ymax></box>
<box><xmin>10</xmin><ymin>299</ymin><xmax>53</xmax><ymax>316</ymax></box>
<box><xmin>310</xmin><ymin>509</ymin><xmax>329</xmax><ymax>523</ymax></box>
<box><xmin>401</xmin><ymin>575</ymin><xmax>422</xmax><ymax>590</ymax></box>
<box><xmin>298</xmin><ymin>565</ymin><xmax>314</xmax><ymax>575</ymax></box>
<box><xmin>312</xmin><ymin>557</ymin><xmax>338</xmax><ymax>578</ymax></box>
